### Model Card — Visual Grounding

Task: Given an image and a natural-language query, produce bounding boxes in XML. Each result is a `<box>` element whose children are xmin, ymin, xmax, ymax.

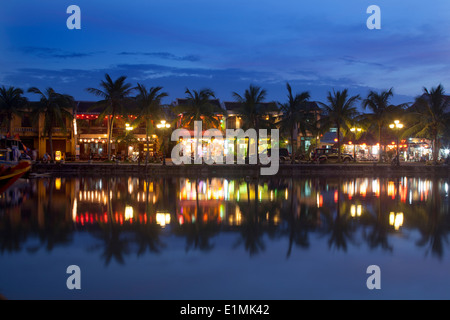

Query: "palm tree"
<box><xmin>133</xmin><ymin>84</ymin><xmax>168</xmax><ymax>163</ymax></box>
<box><xmin>277</xmin><ymin>83</ymin><xmax>310</xmax><ymax>164</ymax></box>
<box><xmin>361</xmin><ymin>88</ymin><xmax>394</xmax><ymax>162</ymax></box>
<box><xmin>173</xmin><ymin>88</ymin><xmax>222</xmax><ymax>161</ymax></box>
<box><xmin>318</xmin><ymin>89</ymin><xmax>360</xmax><ymax>163</ymax></box>
<box><xmin>28</xmin><ymin>87</ymin><xmax>74</xmax><ymax>162</ymax></box>
<box><xmin>232</xmin><ymin>85</ymin><xmax>269</xmax><ymax>163</ymax></box>
<box><xmin>361</xmin><ymin>89</ymin><xmax>409</xmax><ymax>162</ymax></box>
<box><xmin>305</xmin><ymin>116</ymin><xmax>327</xmax><ymax>159</ymax></box>
<box><xmin>404</xmin><ymin>84</ymin><xmax>450</xmax><ymax>164</ymax></box>
<box><xmin>174</xmin><ymin>88</ymin><xmax>222</xmax><ymax>129</ymax></box>
<box><xmin>0</xmin><ymin>86</ymin><xmax>28</xmax><ymax>136</ymax></box>
<box><xmin>86</xmin><ymin>74</ymin><xmax>135</xmax><ymax>160</ymax></box>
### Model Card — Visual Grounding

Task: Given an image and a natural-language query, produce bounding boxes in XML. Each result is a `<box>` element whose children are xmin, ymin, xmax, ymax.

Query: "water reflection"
<box><xmin>0</xmin><ymin>175</ymin><xmax>449</xmax><ymax>264</ymax></box>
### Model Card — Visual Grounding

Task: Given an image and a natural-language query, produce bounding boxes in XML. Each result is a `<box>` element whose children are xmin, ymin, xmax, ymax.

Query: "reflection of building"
<box><xmin>176</xmin><ymin>178</ymin><xmax>288</xmax><ymax>226</ymax></box>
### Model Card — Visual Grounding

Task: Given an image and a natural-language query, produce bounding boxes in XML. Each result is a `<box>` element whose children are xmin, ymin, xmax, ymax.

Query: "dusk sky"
<box><xmin>1</xmin><ymin>0</ymin><xmax>450</xmax><ymax>106</ymax></box>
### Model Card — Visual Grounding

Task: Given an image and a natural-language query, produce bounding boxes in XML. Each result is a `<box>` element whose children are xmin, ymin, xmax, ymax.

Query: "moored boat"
<box><xmin>0</xmin><ymin>136</ymin><xmax>33</xmax><ymax>193</ymax></box>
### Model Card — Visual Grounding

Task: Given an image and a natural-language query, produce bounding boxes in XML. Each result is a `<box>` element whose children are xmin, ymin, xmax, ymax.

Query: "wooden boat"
<box><xmin>0</xmin><ymin>136</ymin><xmax>33</xmax><ymax>193</ymax></box>
<box><xmin>0</xmin><ymin>160</ymin><xmax>32</xmax><ymax>194</ymax></box>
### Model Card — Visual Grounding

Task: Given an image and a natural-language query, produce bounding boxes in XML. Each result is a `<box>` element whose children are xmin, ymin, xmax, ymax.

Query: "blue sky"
<box><xmin>1</xmin><ymin>0</ymin><xmax>450</xmax><ymax>106</ymax></box>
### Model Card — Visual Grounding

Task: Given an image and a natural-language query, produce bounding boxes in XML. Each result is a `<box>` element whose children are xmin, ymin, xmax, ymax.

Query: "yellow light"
<box><xmin>125</xmin><ymin>205</ymin><xmax>134</xmax><ymax>220</ymax></box>
<box><xmin>73</xmin><ymin>118</ymin><xmax>77</xmax><ymax>136</ymax></box>
<box><xmin>389</xmin><ymin>212</ymin><xmax>395</xmax><ymax>225</ymax></box>
<box><xmin>55</xmin><ymin>150</ymin><xmax>62</xmax><ymax>161</ymax></box>
<box><xmin>395</xmin><ymin>212</ymin><xmax>404</xmax><ymax>230</ymax></box>
<box><xmin>389</xmin><ymin>124</ymin><xmax>395</xmax><ymax>129</ymax></box>
<box><xmin>156</xmin><ymin>212</ymin><xmax>171</xmax><ymax>227</ymax></box>
<box><xmin>351</xmin><ymin>205</ymin><xmax>356</xmax><ymax>217</ymax></box>
<box><xmin>72</xmin><ymin>198</ymin><xmax>77</xmax><ymax>222</ymax></box>
<box><xmin>55</xmin><ymin>178</ymin><xmax>61</xmax><ymax>190</ymax></box>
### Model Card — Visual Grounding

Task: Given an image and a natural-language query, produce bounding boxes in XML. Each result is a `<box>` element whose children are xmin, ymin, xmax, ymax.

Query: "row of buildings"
<box><xmin>0</xmin><ymin>97</ymin><xmax>437</xmax><ymax>162</ymax></box>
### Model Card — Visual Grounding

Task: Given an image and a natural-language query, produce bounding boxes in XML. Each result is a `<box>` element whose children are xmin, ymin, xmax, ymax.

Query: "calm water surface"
<box><xmin>0</xmin><ymin>174</ymin><xmax>449</xmax><ymax>299</ymax></box>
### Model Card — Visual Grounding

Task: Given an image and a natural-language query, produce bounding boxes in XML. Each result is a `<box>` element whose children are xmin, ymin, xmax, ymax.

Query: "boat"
<box><xmin>0</xmin><ymin>136</ymin><xmax>33</xmax><ymax>193</ymax></box>
<box><xmin>0</xmin><ymin>160</ymin><xmax>32</xmax><ymax>193</ymax></box>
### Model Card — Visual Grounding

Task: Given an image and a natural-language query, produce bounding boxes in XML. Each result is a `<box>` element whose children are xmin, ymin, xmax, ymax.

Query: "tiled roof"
<box><xmin>223</xmin><ymin>101</ymin><xmax>278</xmax><ymax>112</ymax></box>
<box><xmin>174</xmin><ymin>98</ymin><xmax>223</xmax><ymax>110</ymax></box>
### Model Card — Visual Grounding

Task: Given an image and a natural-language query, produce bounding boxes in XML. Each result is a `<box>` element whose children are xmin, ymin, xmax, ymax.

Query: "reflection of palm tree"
<box><xmin>174</xmin><ymin>178</ymin><xmax>220</xmax><ymax>252</ymax></box>
<box><xmin>0</xmin><ymin>218</ymin><xmax>28</xmax><ymax>253</ymax></box>
<box><xmin>285</xmin><ymin>178</ymin><xmax>312</xmax><ymax>258</ymax></box>
<box><xmin>133</xmin><ymin>178</ymin><xmax>166</xmax><ymax>256</ymax></box>
<box><xmin>325</xmin><ymin>178</ymin><xmax>356</xmax><ymax>251</ymax></box>
<box><xmin>363</xmin><ymin>190</ymin><xmax>392</xmax><ymax>252</ymax></box>
<box><xmin>233</xmin><ymin>179</ymin><xmax>266</xmax><ymax>256</ymax></box>
<box><xmin>93</xmin><ymin>179</ymin><xmax>130</xmax><ymax>265</ymax></box>
<box><xmin>135</xmin><ymin>221</ymin><xmax>165</xmax><ymax>256</ymax></box>
<box><xmin>37</xmin><ymin>177</ymin><xmax>74</xmax><ymax>251</ymax></box>
<box><xmin>414</xmin><ymin>180</ymin><xmax>449</xmax><ymax>259</ymax></box>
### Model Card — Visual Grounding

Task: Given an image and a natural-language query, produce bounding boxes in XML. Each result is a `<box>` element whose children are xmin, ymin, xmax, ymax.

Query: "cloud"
<box><xmin>118</xmin><ymin>51</ymin><xmax>200</xmax><ymax>62</ymax></box>
<box><xmin>19</xmin><ymin>47</ymin><xmax>94</xmax><ymax>59</ymax></box>
<box><xmin>1</xmin><ymin>62</ymin><xmax>415</xmax><ymax>106</ymax></box>
<box><xmin>340</xmin><ymin>56</ymin><xmax>396</xmax><ymax>71</ymax></box>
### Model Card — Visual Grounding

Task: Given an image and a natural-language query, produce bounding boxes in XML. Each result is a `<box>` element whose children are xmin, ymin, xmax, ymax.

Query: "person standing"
<box><xmin>32</xmin><ymin>149</ymin><xmax>37</xmax><ymax>161</ymax></box>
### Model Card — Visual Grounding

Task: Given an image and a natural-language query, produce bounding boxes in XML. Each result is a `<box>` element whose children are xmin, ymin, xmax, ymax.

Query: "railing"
<box><xmin>14</xmin><ymin>127</ymin><xmax>37</xmax><ymax>133</ymax></box>
<box><xmin>78</xmin><ymin>127</ymin><xmax>108</xmax><ymax>135</ymax></box>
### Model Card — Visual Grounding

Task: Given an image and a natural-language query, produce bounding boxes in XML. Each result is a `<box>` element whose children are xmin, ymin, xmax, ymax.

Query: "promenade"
<box><xmin>30</xmin><ymin>160</ymin><xmax>450</xmax><ymax>178</ymax></box>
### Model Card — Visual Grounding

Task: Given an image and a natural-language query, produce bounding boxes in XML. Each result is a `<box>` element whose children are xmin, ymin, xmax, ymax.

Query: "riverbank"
<box><xmin>30</xmin><ymin>161</ymin><xmax>450</xmax><ymax>178</ymax></box>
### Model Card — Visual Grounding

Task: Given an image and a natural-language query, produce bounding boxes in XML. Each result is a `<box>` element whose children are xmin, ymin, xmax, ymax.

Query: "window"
<box><xmin>21</xmin><ymin>114</ymin><xmax>32</xmax><ymax>127</ymax></box>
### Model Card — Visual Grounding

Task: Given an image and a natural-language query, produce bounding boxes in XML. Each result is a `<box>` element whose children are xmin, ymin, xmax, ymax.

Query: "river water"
<box><xmin>0</xmin><ymin>174</ymin><xmax>449</xmax><ymax>299</ymax></box>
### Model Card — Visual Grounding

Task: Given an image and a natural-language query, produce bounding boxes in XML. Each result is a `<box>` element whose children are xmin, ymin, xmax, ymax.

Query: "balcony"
<box><xmin>14</xmin><ymin>127</ymin><xmax>37</xmax><ymax>133</ymax></box>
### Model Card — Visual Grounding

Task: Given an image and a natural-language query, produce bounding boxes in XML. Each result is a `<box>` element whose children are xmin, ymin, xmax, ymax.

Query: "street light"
<box><xmin>389</xmin><ymin>120</ymin><xmax>403</xmax><ymax>166</ymax></box>
<box><xmin>350</xmin><ymin>127</ymin><xmax>362</xmax><ymax>161</ymax></box>
<box><xmin>156</xmin><ymin>120</ymin><xmax>171</xmax><ymax>165</ymax></box>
